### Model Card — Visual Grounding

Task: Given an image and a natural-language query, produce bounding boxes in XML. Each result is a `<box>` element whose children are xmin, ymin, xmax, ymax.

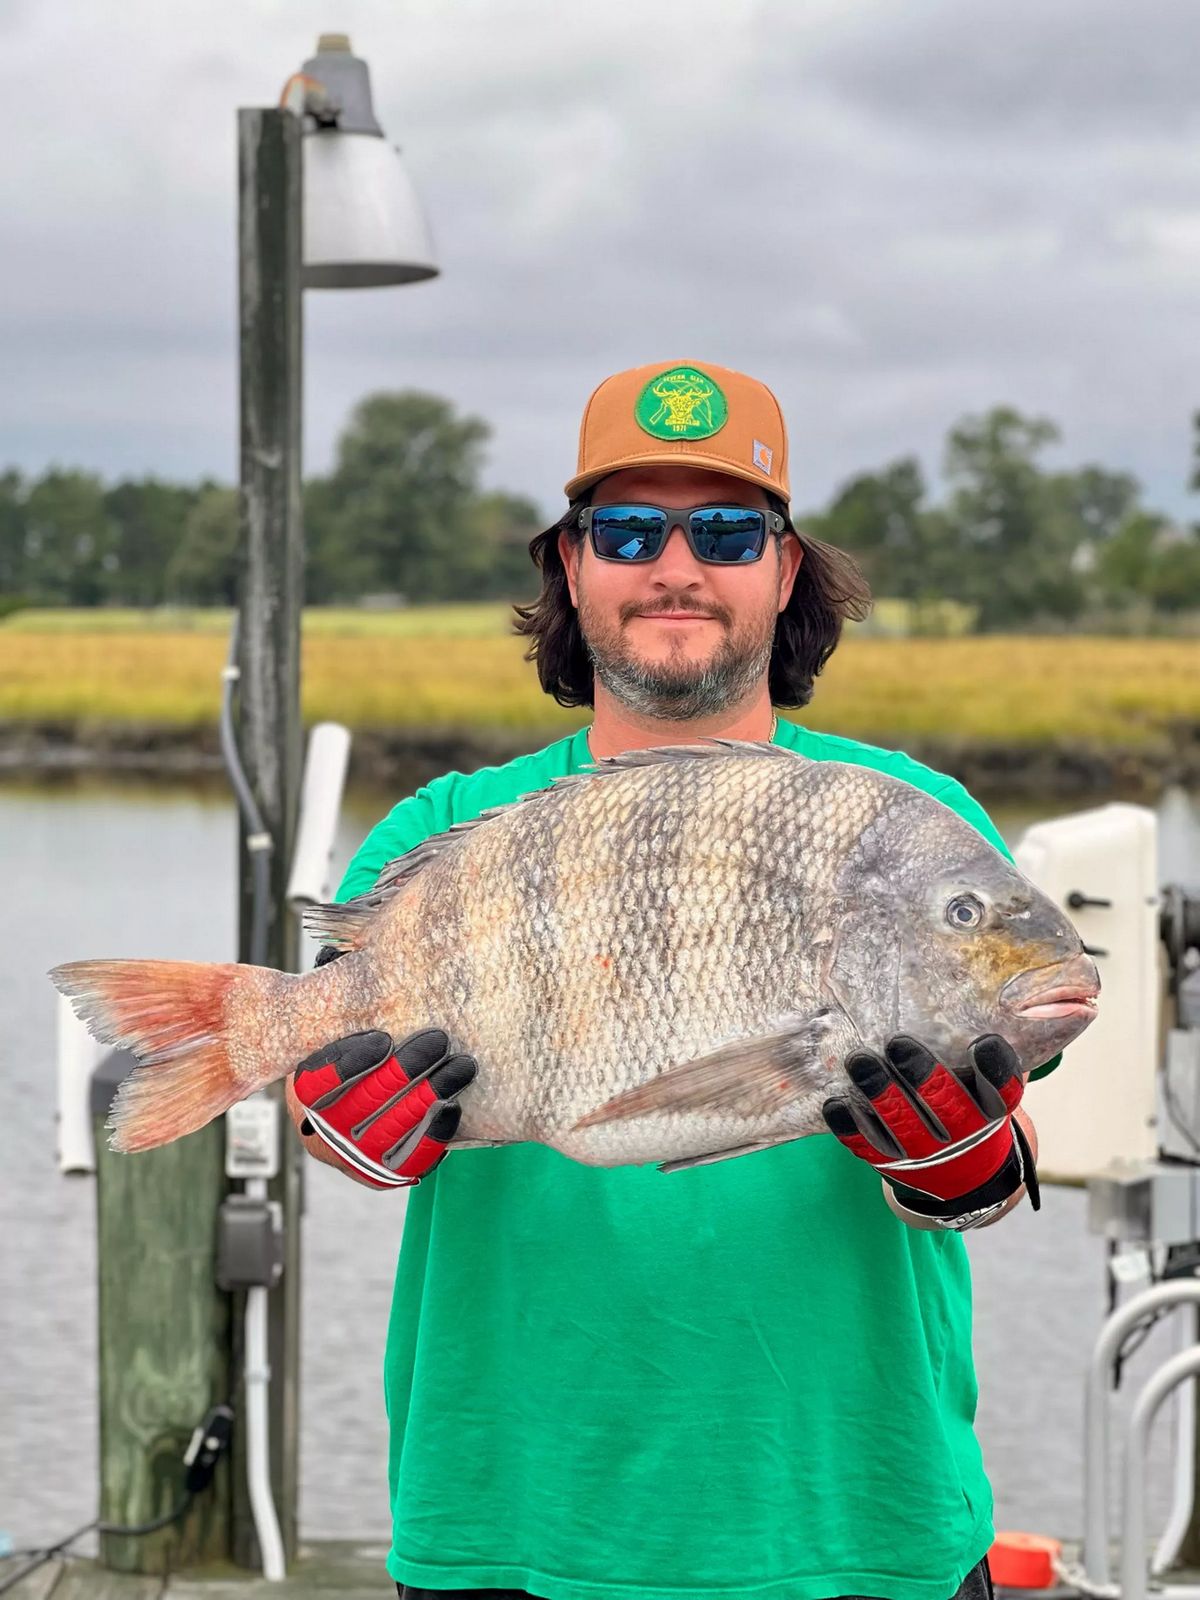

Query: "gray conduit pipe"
<box><xmin>219</xmin><ymin>618</ymin><xmax>286</xmax><ymax>1583</ymax></box>
<box><xmin>1084</xmin><ymin>1279</ymin><xmax>1200</xmax><ymax>1587</ymax></box>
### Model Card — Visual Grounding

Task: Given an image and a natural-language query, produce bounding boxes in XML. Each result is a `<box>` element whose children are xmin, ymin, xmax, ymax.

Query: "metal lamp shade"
<box><xmin>303</xmin><ymin>132</ymin><xmax>438</xmax><ymax>289</ymax></box>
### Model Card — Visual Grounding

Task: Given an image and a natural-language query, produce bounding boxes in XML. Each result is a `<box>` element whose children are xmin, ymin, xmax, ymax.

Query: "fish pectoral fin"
<box><xmin>572</xmin><ymin>1019</ymin><xmax>834</xmax><ymax>1130</ymax></box>
<box><xmin>657</xmin><ymin>1140</ymin><xmax>783</xmax><ymax>1174</ymax></box>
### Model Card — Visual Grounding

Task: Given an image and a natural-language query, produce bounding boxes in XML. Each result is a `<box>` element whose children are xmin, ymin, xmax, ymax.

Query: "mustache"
<box><xmin>619</xmin><ymin>597</ymin><xmax>733</xmax><ymax>626</ymax></box>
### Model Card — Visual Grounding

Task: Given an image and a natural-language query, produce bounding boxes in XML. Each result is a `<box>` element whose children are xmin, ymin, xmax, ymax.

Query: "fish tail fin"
<box><xmin>50</xmin><ymin>958</ymin><xmax>251</xmax><ymax>1152</ymax></box>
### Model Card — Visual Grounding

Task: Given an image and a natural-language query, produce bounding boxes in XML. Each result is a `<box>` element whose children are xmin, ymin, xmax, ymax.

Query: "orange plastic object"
<box><xmin>988</xmin><ymin>1532</ymin><xmax>1062</xmax><ymax>1589</ymax></box>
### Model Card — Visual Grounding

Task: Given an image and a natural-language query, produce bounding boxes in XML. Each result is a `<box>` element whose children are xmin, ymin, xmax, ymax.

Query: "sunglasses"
<box><xmin>577</xmin><ymin>503</ymin><xmax>788</xmax><ymax>565</ymax></box>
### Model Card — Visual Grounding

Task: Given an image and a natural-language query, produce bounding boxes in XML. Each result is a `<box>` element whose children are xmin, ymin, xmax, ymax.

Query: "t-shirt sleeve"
<box><xmin>930</xmin><ymin>774</ymin><xmax>1062</xmax><ymax>1083</ymax></box>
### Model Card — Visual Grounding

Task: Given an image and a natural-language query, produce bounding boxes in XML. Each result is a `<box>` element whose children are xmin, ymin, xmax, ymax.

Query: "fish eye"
<box><xmin>946</xmin><ymin>893</ymin><xmax>985</xmax><ymax>930</ymax></box>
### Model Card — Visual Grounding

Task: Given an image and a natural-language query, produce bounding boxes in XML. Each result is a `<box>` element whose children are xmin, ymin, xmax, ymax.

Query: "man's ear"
<box><xmin>777</xmin><ymin>531</ymin><xmax>803</xmax><ymax>612</ymax></box>
<box><xmin>558</xmin><ymin>528</ymin><xmax>581</xmax><ymax>607</ymax></box>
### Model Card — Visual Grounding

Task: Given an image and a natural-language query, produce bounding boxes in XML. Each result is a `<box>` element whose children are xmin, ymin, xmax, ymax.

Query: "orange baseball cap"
<box><xmin>564</xmin><ymin>359</ymin><xmax>791</xmax><ymax>504</ymax></box>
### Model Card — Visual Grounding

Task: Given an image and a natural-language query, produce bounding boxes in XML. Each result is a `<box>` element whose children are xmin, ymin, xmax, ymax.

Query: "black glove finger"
<box><xmin>388</xmin><ymin>1028</ymin><xmax>455</xmax><ymax>1079</ymax></box>
<box><xmin>346</xmin><ymin>1030</ymin><xmax>460</xmax><ymax>1135</ymax></box>
<box><xmin>428</xmin><ymin>1053</ymin><xmax>478</xmax><ymax>1101</ymax></box>
<box><xmin>847</xmin><ymin>1044</ymin><xmax>948</xmax><ymax>1143</ymax></box>
<box><xmin>358</xmin><ymin>1050</ymin><xmax>477</xmax><ymax>1139</ymax></box>
<box><xmin>966</xmin><ymin>1034</ymin><xmax>1022</xmax><ymax>1117</ymax></box>
<box><xmin>360</xmin><ymin>1049</ymin><xmax>483</xmax><ymax>1139</ymax></box>
<box><xmin>823</xmin><ymin>1087</ymin><xmax>906</xmax><ymax>1160</ymax></box>
<box><xmin>382</xmin><ymin>1101</ymin><xmax>462</xmax><ymax>1172</ymax></box>
<box><xmin>880</xmin><ymin>1036</ymin><xmax>958</xmax><ymax>1141</ymax></box>
<box><xmin>821</xmin><ymin>1096</ymin><xmax>857</xmax><ymax>1139</ymax></box>
<box><xmin>295</xmin><ymin>1029</ymin><xmax>396</xmax><ymax>1093</ymax></box>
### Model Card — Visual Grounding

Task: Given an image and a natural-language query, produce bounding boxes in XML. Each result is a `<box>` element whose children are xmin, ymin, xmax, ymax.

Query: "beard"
<box><xmin>577</xmin><ymin>589</ymin><xmax>778</xmax><ymax>722</ymax></box>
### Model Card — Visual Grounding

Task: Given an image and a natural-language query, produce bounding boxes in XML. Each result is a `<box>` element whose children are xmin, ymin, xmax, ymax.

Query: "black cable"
<box><xmin>1114</xmin><ymin>1306</ymin><xmax>1172</xmax><ymax>1386</ymax></box>
<box><xmin>0</xmin><ymin>1398</ymin><xmax>234</xmax><ymax>1595</ymax></box>
<box><xmin>0</xmin><ymin>1497</ymin><xmax>193</xmax><ymax>1596</ymax></box>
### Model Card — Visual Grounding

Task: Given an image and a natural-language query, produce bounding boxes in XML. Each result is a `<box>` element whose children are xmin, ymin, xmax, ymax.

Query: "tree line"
<box><xmin>804</xmin><ymin>408</ymin><xmax>1200</xmax><ymax>630</ymax></box>
<box><xmin>0</xmin><ymin>393</ymin><xmax>541</xmax><ymax>614</ymax></box>
<box><xmin>1</xmin><ymin>392</ymin><xmax>1198</xmax><ymax>631</ymax></box>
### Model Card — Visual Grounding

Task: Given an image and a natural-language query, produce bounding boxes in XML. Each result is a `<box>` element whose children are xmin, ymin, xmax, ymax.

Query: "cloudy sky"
<box><xmin>5</xmin><ymin>0</ymin><xmax>1200</xmax><ymax>518</ymax></box>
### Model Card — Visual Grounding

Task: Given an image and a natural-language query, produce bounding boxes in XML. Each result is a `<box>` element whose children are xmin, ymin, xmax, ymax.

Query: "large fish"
<box><xmin>51</xmin><ymin>743</ymin><xmax>1099</xmax><ymax>1169</ymax></box>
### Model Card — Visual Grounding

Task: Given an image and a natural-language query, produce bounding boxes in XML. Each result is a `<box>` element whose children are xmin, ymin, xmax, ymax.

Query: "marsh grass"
<box><xmin>1</xmin><ymin>607</ymin><xmax>1197</xmax><ymax>745</ymax></box>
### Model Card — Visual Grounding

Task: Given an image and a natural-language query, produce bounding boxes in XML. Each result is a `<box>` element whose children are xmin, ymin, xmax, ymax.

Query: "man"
<box><xmin>286</xmin><ymin>360</ymin><xmax>1055</xmax><ymax>1600</ymax></box>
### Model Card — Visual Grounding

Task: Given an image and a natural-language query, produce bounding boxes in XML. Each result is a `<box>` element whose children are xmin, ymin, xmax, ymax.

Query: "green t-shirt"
<box><xmin>337</xmin><ymin>720</ymin><xmax>1049</xmax><ymax>1600</ymax></box>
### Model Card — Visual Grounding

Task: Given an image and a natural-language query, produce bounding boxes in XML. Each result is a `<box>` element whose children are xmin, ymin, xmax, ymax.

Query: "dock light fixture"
<box><xmin>283</xmin><ymin>33</ymin><xmax>439</xmax><ymax>289</ymax></box>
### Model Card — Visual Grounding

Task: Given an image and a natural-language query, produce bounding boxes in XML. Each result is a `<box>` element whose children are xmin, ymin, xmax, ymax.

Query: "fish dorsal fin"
<box><xmin>303</xmin><ymin>806</ymin><xmax>511</xmax><ymax>948</ymax></box>
<box><xmin>303</xmin><ymin>740</ymin><xmax>802</xmax><ymax>951</ymax></box>
<box><xmin>581</xmin><ymin>737</ymin><xmax>801</xmax><ymax>772</ymax></box>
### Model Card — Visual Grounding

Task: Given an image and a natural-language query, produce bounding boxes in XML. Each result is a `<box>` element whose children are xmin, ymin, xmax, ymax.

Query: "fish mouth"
<box><xmin>999</xmin><ymin>952</ymin><xmax>1101</xmax><ymax>1022</ymax></box>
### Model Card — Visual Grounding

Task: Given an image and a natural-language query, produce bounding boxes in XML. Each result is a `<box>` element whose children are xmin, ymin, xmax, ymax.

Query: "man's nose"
<box><xmin>649</xmin><ymin>523</ymin><xmax>704</xmax><ymax>586</ymax></box>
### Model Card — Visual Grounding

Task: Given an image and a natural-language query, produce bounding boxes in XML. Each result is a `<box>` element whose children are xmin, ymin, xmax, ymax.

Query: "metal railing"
<box><xmin>1084</xmin><ymin>1280</ymin><xmax>1200</xmax><ymax>1597</ymax></box>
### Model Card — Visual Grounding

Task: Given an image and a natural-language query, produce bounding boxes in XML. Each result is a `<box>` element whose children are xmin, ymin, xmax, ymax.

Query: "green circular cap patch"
<box><xmin>634</xmin><ymin>366</ymin><xmax>728</xmax><ymax>441</ymax></box>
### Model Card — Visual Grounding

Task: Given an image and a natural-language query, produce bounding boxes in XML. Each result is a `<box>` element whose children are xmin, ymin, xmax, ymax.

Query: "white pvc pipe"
<box><xmin>1153</xmin><ymin>1307</ymin><xmax>1197</xmax><ymax>1576</ymax></box>
<box><xmin>286</xmin><ymin>722</ymin><xmax>352</xmax><ymax>910</ymax></box>
<box><xmin>244</xmin><ymin>1176</ymin><xmax>286</xmax><ymax>1582</ymax></box>
<box><xmin>57</xmin><ymin>995</ymin><xmax>101</xmax><ymax>1174</ymax></box>
<box><xmin>1122</xmin><ymin>1344</ymin><xmax>1200</xmax><ymax>1600</ymax></box>
<box><xmin>1084</xmin><ymin>1280</ymin><xmax>1200</xmax><ymax>1586</ymax></box>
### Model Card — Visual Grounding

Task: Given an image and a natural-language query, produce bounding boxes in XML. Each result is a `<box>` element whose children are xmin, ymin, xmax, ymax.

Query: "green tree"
<box><xmin>941</xmin><ymin>408</ymin><xmax>1086</xmax><ymax>627</ymax></box>
<box><xmin>105</xmin><ymin>478</ymin><xmax>201</xmax><ymax>606</ymax></box>
<box><xmin>0</xmin><ymin>471</ymin><xmax>27</xmax><ymax>602</ymax></box>
<box><xmin>807</xmin><ymin>458</ymin><xmax>933</xmax><ymax>598</ymax></box>
<box><xmin>302</xmin><ymin>474</ymin><xmax>347</xmax><ymax>605</ymax></box>
<box><xmin>1092</xmin><ymin>510</ymin><xmax>1166</xmax><ymax>606</ymax></box>
<box><xmin>458</xmin><ymin>490</ymin><xmax>543</xmax><ymax>599</ymax></box>
<box><xmin>164</xmin><ymin>485</ymin><xmax>240</xmax><ymax>604</ymax></box>
<box><xmin>313</xmin><ymin>392</ymin><xmax>491</xmax><ymax>602</ymax></box>
<box><xmin>1144</xmin><ymin>531</ymin><xmax>1200</xmax><ymax>612</ymax></box>
<box><xmin>1050</xmin><ymin>465</ymin><xmax>1140</xmax><ymax>547</ymax></box>
<box><xmin>23</xmin><ymin>469</ymin><xmax>118</xmax><ymax>605</ymax></box>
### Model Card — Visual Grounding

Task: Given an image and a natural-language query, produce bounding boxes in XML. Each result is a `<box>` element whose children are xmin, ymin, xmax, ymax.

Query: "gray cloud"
<box><xmin>2</xmin><ymin>0</ymin><xmax>1198</xmax><ymax>520</ymax></box>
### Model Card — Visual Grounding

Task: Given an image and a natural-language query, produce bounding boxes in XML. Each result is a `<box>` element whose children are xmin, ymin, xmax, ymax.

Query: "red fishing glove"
<box><xmin>293</xmin><ymin>1029</ymin><xmax>476</xmax><ymax>1189</ymax></box>
<box><xmin>821</xmin><ymin>1034</ymin><xmax>1039</xmax><ymax>1232</ymax></box>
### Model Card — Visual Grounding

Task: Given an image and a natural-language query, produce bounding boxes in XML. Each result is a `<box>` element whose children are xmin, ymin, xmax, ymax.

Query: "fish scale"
<box><xmin>50</xmin><ymin>742</ymin><xmax>1100</xmax><ymax>1165</ymax></box>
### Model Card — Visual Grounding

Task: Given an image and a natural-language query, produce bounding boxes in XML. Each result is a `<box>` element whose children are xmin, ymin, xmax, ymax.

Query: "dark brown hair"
<box><xmin>512</xmin><ymin>494</ymin><xmax>873</xmax><ymax>709</ymax></box>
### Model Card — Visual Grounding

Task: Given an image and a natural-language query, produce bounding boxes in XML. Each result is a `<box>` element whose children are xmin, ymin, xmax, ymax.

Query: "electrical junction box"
<box><xmin>1014</xmin><ymin>803</ymin><xmax>1161</xmax><ymax>1183</ymax></box>
<box><xmin>1087</xmin><ymin>1162</ymin><xmax>1200</xmax><ymax>1247</ymax></box>
<box><xmin>216</xmin><ymin>1194</ymin><xmax>284</xmax><ymax>1290</ymax></box>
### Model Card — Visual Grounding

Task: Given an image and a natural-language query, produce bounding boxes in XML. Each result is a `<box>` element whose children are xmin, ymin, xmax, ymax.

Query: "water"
<box><xmin>2</xmin><ymin>775</ymin><xmax>1200</xmax><ymax>1556</ymax></box>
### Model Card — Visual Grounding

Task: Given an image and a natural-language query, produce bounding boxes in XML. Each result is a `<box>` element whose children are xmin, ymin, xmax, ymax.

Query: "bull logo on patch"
<box><xmin>635</xmin><ymin>367</ymin><xmax>729</xmax><ymax>440</ymax></box>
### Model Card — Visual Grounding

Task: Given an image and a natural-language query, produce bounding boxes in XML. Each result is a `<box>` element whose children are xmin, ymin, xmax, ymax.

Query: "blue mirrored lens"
<box><xmin>689</xmin><ymin>509</ymin><xmax>767</xmax><ymax>563</ymax></box>
<box><xmin>590</xmin><ymin>506</ymin><xmax>668</xmax><ymax>561</ymax></box>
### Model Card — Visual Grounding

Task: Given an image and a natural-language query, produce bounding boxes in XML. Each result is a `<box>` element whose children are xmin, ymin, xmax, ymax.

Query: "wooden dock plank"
<box><xmin>47</xmin><ymin>1561</ymin><xmax>164</xmax><ymax>1599</ymax></box>
<box><xmin>168</xmin><ymin>1588</ymin><xmax>388</xmax><ymax>1599</ymax></box>
<box><xmin>0</xmin><ymin>1543</ymin><xmax>393</xmax><ymax>1596</ymax></box>
<box><xmin>0</xmin><ymin>1556</ymin><xmax>67</xmax><ymax>1598</ymax></box>
<box><xmin>167</xmin><ymin>1540</ymin><xmax>393</xmax><ymax>1594</ymax></box>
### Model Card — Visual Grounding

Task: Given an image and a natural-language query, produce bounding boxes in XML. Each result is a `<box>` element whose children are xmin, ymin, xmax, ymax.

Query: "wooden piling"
<box><xmin>233</xmin><ymin>105</ymin><xmax>304</xmax><ymax>1571</ymax></box>
<box><xmin>93</xmin><ymin>1059</ymin><xmax>232</xmax><ymax>1574</ymax></box>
